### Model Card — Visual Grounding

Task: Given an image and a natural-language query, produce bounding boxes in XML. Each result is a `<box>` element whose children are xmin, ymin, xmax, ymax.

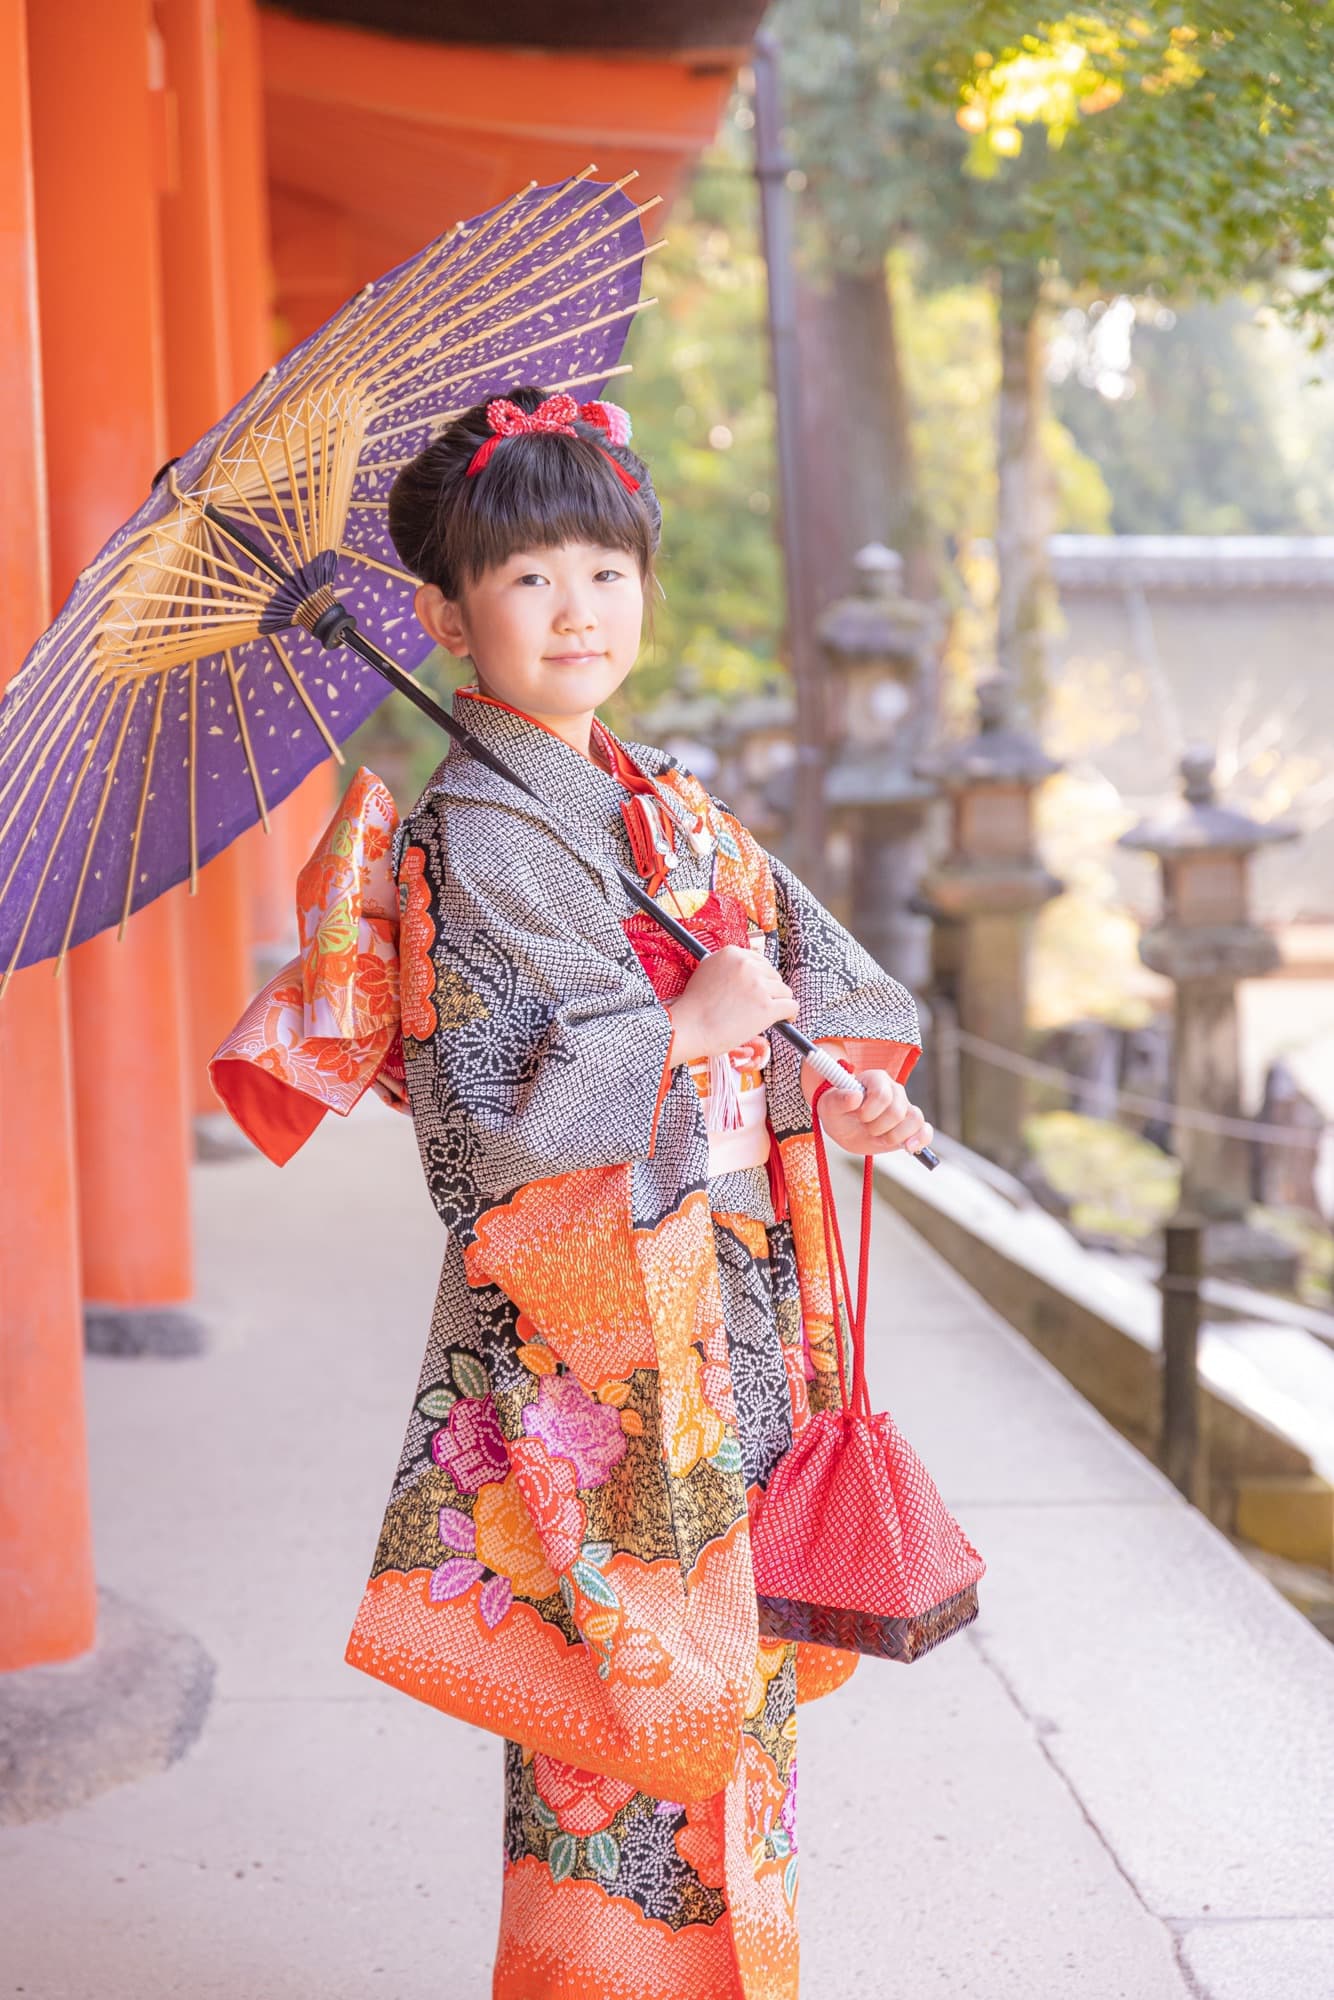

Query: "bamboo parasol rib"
<box><xmin>0</xmin><ymin>170</ymin><xmax>658</xmax><ymax>986</ymax></box>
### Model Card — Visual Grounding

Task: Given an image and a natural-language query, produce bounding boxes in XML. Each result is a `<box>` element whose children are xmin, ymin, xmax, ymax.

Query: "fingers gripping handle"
<box><xmin>802</xmin><ymin>1043</ymin><xmax>862</xmax><ymax>1092</ymax></box>
<box><xmin>799</xmin><ymin>1038</ymin><xmax>941</xmax><ymax>1171</ymax></box>
<box><xmin>610</xmin><ymin>862</ymin><xmax>940</xmax><ymax>1173</ymax></box>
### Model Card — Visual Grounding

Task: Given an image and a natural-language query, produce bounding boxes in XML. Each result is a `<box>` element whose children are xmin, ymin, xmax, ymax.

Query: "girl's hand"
<box><xmin>811</xmin><ymin>1065</ymin><xmax>933</xmax><ymax>1158</ymax></box>
<box><xmin>665</xmin><ymin>947</ymin><xmax>797</xmax><ymax>1067</ymax></box>
<box><xmin>371</xmin><ymin>1071</ymin><xmax>412</xmax><ymax>1115</ymax></box>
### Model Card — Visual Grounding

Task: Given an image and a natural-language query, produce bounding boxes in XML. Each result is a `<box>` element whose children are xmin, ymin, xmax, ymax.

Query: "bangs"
<box><xmin>440</xmin><ymin>433</ymin><xmax>652</xmax><ymax>591</ymax></box>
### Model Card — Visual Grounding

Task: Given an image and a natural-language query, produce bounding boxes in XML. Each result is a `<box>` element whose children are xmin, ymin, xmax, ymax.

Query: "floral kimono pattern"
<box><xmin>344</xmin><ymin>690</ymin><xmax>921</xmax><ymax>2000</ymax></box>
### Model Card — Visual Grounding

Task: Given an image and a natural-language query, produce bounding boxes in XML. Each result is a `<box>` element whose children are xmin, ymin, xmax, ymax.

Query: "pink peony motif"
<box><xmin>521</xmin><ymin>1371</ymin><xmax>627</xmax><ymax>1488</ymax></box>
<box><xmin>432</xmin><ymin>1397</ymin><xmax>509</xmax><ymax>1492</ymax></box>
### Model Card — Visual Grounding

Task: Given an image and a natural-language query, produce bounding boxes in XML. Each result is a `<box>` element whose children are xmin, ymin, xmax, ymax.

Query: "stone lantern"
<box><xmin>815</xmin><ymin>544</ymin><xmax>941</xmax><ymax>989</ymax></box>
<box><xmin>914</xmin><ymin>673</ymin><xmax>1062</xmax><ymax>1169</ymax></box>
<box><xmin>1118</xmin><ymin>744</ymin><xmax>1299</xmax><ymax>1281</ymax></box>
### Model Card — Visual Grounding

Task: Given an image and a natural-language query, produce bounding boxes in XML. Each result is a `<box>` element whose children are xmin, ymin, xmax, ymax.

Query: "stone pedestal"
<box><xmin>816</xmin><ymin>545</ymin><xmax>941</xmax><ymax>988</ymax></box>
<box><xmin>1121</xmin><ymin>748</ymin><xmax>1301</xmax><ymax>1287</ymax></box>
<box><xmin>915</xmin><ymin>675</ymin><xmax>1062</xmax><ymax>1171</ymax></box>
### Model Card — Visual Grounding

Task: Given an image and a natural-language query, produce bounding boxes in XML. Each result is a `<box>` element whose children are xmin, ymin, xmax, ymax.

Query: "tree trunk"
<box><xmin>795</xmin><ymin>260</ymin><xmax>933</xmax><ymax>610</ymax></box>
<box><xmin>995</xmin><ymin>261</ymin><xmax>1053</xmax><ymax>719</ymax></box>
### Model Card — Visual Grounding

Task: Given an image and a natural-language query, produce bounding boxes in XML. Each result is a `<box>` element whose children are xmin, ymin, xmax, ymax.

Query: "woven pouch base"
<box><xmin>757</xmin><ymin>1583</ymin><xmax>980</xmax><ymax>1662</ymax></box>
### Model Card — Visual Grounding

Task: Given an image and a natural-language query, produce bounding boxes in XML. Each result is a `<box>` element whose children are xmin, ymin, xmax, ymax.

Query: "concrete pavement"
<box><xmin>2</xmin><ymin>1107</ymin><xmax>1331</xmax><ymax>1998</ymax></box>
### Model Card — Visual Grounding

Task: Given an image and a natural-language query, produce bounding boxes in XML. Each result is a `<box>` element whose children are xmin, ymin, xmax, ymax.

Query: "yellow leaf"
<box><xmin>581</xmin><ymin>1608</ymin><xmax>620</xmax><ymax>1645</ymax></box>
<box><xmin>620</xmin><ymin>1409</ymin><xmax>645</xmax><ymax>1436</ymax></box>
<box><xmin>516</xmin><ymin>1342</ymin><xmax>558</xmax><ymax>1376</ymax></box>
<box><xmin>597</xmin><ymin>1379</ymin><xmax>631</xmax><ymax>1406</ymax></box>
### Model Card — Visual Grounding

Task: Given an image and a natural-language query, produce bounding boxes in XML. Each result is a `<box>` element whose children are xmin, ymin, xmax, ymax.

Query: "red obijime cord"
<box><xmin>811</xmin><ymin>1075</ymin><xmax>875</xmax><ymax>1423</ymax></box>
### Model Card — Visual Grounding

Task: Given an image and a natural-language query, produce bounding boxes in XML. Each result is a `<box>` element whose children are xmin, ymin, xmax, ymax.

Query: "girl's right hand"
<box><xmin>665</xmin><ymin>946</ymin><xmax>798</xmax><ymax>1067</ymax></box>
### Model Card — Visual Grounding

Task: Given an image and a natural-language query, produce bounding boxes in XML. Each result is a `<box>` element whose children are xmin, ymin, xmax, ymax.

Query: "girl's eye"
<box><xmin>515</xmin><ymin>569</ymin><xmax>623</xmax><ymax>585</ymax></box>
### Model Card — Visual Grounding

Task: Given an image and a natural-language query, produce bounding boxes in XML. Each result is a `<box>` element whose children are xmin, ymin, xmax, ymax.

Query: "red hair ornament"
<box><xmin>464</xmin><ymin>392</ymin><xmax>640</xmax><ymax>491</ymax></box>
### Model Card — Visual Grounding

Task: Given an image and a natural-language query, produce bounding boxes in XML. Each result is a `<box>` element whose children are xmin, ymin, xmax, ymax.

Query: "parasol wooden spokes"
<box><xmin>0</xmin><ymin>166</ymin><xmax>662</xmax><ymax>990</ymax></box>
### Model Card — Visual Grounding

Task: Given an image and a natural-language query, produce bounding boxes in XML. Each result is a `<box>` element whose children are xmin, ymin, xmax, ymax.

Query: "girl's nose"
<box><xmin>555</xmin><ymin>605</ymin><xmax>597</xmax><ymax>634</ymax></box>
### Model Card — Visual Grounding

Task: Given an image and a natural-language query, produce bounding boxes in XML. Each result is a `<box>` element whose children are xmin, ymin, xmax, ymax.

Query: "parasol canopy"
<box><xmin>0</xmin><ymin>167</ymin><xmax>660</xmax><ymax>988</ymax></box>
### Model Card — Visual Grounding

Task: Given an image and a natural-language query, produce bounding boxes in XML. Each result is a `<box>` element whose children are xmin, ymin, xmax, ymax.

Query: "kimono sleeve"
<box><xmin>762</xmin><ymin>845</ymin><xmax>923</xmax><ymax>1133</ymax></box>
<box><xmin>396</xmin><ymin>794</ymin><xmax>677</xmax><ymax>1212</ymax></box>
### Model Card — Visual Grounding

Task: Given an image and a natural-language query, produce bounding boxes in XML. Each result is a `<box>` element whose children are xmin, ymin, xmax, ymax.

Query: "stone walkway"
<box><xmin>2</xmin><ymin>1107</ymin><xmax>1331</xmax><ymax>1998</ymax></box>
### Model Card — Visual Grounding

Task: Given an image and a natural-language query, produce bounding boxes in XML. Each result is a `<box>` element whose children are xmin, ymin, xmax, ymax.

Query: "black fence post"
<box><xmin>1159</xmin><ymin>1211</ymin><xmax>1205</xmax><ymax>1503</ymax></box>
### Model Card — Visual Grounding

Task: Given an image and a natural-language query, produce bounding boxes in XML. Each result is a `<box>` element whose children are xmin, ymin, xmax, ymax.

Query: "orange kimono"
<box><xmin>330</xmin><ymin>691</ymin><xmax>922</xmax><ymax>1999</ymax></box>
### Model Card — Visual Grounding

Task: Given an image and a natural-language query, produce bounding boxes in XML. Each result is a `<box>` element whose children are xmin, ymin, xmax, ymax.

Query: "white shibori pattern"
<box><xmin>345</xmin><ymin>694</ymin><xmax>923</xmax><ymax>1997</ymax></box>
<box><xmin>0</xmin><ymin>168</ymin><xmax>662</xmax><ymax>988</ymax></box>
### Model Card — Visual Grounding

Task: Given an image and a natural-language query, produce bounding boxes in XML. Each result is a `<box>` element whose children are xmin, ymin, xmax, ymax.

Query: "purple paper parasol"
<box><xmin>0</xmin><ymin>167</ymin><xmax>660</xmax><ymax>985</ymax></box>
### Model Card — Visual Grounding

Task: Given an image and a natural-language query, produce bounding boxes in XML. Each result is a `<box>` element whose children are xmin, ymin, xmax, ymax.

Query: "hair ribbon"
<box><xmin>464</xmin><ymin>392</ymin><xmax>640</xmax><ymax>491</ymax></box>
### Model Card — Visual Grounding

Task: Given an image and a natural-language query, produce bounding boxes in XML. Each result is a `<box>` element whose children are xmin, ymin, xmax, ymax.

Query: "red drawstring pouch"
<box><xmin>751</xmin><ymin>1080</ymin><xmax>986</xmax><ymax>1662</ymax></box>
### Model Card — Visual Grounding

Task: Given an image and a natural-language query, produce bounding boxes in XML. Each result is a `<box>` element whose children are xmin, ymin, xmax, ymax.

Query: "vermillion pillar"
<box><xmin>216</xmin><ymin>0</ymin><xmax>296</xmax><ymax>965</ymax></box>
<box><xmin>0</xmin><ymin>0</ymin><xmax>95</xmax><ymax>1669</ymax></box>
<box><xmin>28</xmin><ymin>0</ymin><xmax>202</xmax><ymax>1356</ymax></box>
<box><xmin>158</xmin><ymin>0</ymin><xmax>257</xmax><ymax>1122</ymax></box>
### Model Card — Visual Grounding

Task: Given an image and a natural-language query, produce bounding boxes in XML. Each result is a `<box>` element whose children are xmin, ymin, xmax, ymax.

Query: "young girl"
<box><xmin>344</xmin><ymin>383</ymin><xmax>931</xmax><ymax>2000</ymax></box>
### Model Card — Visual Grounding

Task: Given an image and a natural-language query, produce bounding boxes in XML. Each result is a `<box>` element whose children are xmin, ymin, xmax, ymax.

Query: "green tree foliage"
<box><xmin>895</xmin><ymin>2</ymin><xmax>1334</xmax><ymax>322</ymax></box>
<box><xmin>1052</xmin><ymin>292</ymin><xmax>1334</xmax><ymax>532</ymax></box>
<box><xmin>768</xmin><ymin>0</ymin><xmax>1014</xmax><ymax>285</ymax></box>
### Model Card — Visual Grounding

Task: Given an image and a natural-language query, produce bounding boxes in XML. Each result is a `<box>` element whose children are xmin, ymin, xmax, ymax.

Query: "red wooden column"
<box><xmin>158</xmin><ymin>0</ymin><xmax>257</xmax><ymax>1119</ymax></box>
<box><xmin>217</xmin><ymin>0</ymin><xmax>297</xmax><ymax>961</ymax></box>
<box><xmin>28</xmin><ymin>0</ymin><xmax>201</xmax><ymax>1354</ymax></box>
<box><xmin>0</xmin><ymin>0</ymin><xmax>95</xmax><ymax>1670</ymax></box>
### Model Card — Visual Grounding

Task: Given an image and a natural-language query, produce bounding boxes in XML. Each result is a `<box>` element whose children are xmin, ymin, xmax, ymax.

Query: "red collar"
<box><xmin>456</xmin><ymin>686</ymin><xmax>655</xmax><ymax>794</ymax></box>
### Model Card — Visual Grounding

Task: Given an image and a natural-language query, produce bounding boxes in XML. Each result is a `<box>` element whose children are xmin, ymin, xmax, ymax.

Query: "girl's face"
<box><xmin>414</xmin><ymin>540</ymin><xmax>644</xmax><ymax>745</ymax></box>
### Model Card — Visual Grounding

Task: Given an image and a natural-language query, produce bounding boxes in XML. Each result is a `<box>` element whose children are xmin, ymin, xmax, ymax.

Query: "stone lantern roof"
<box><xmin>714</xmin><ymin>678</ymin><xmax>794</xmax><ymax>746</ymax></box>
<box><xmin>1118</xmin><ymin>747</ymin><xmax>1300</xmax><ymax>858</ymax></box>
<box><xmin>914</xmin><ymin>675</ymin><xmax>1062</xmax><ymax>790</ymax></box>
<box><xmin>815</xmin><ymin>543</ymin><xmax>934</xmax><ymax>666</ymax></box>
<box><xmin>633</xmin><ymin>665</ymin><xmax>727</xmax><ymax>745</ymax></box>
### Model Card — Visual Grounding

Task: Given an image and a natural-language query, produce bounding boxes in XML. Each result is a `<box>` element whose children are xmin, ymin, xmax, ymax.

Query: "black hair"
<box><xmin>386</xmin><ymin>383</ymin><xmax>661</xmax><ymax>610</ymax></box>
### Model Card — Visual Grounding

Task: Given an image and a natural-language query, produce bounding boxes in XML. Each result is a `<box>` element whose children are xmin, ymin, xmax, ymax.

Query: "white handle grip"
<box><xmin>802</xmin><ymin>1043</ymin><xmax>863</xmax><ymax>1099</ymax></box>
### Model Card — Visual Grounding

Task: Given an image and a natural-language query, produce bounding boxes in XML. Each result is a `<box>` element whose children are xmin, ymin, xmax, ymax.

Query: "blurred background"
<box><xmin>4</xmin><ymin>0</ymin><xmax>1333</xmax><ymax>1752</ymax></box>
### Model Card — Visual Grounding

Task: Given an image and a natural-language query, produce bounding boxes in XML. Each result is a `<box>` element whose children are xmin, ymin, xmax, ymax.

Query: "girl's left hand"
<box><xmin>371</xmin><ymin>1071</ymin><xmax>412</xmax><ymax>1115</ymax></box>
<box><xmin>812</xmin><ymin>1066</ymin><xmax>932</xmax><ymax>1157</ymax></box>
